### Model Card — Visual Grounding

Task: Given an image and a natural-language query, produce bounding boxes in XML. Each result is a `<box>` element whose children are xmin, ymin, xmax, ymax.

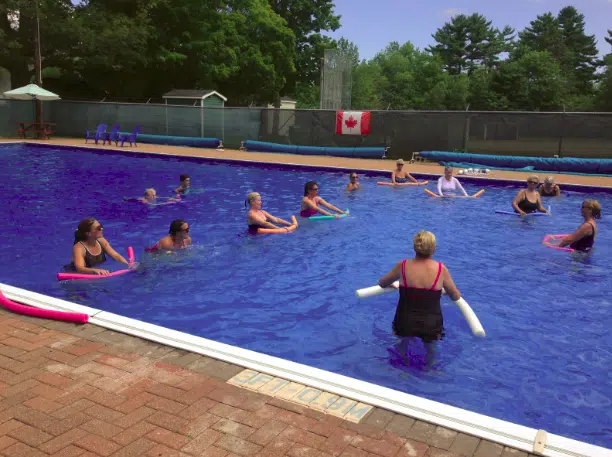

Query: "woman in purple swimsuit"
<box><xmin>300</xmin><ymin>181</ymin><xmax>347</xmax><ymax>218</ymax></box>
<box><xmin>556</xmin><ymin>200</ymin><xmax>600</xmax><ymax>253</ymax></box>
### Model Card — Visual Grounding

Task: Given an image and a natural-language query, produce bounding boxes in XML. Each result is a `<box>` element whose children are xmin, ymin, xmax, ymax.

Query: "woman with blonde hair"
<box><xmin>246</xmin><ymin>192</ymin><xmax>295</xmax><ymax>234</ymax></box>
<box><xmin>555</xmin><ymin>200</ymin><xmax>601</xmax><ymax>252</ymax></box>
<box><xmin>511</xmin><ymin>175</ymin><xmax>550</xmax><ymax>216</ymax></box>
<box><xmin>378</xmin><ymin>231</ymin><xmax>461</xmax><ymax>349</ymax></box>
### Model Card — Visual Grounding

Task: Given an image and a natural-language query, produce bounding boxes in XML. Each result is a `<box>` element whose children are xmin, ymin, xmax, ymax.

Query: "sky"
<box><xmin>326</xmin><ymin>0</ymin><xmax>612</xmax><ymax>60</ymax></box>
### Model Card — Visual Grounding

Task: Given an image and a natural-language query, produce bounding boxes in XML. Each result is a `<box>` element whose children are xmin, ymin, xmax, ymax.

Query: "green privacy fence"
<box><xmin>1</xmin><ymin>99</ymin><xmax>612</xmax><ymax>158</ymax></box>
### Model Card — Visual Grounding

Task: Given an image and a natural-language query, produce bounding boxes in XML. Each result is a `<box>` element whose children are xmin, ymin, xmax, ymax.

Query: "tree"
<box><xmin>428</xmin><ymin>13</ymin><xmax>514</xmax><ymax>75</ymax></box>
<box><xmin>493</xmin><ymin>50</ymin><xmax>566</xmax><ymax>111</ymax></box>
<box><xmin>518</xmin><ymin>7</ymin><xmax>599</xmax><ymax>97</ymax></box>
<box><xmin>351</xmin><ymin>61</ymin><xmax>383</xmax><ymax>109</ymax></box>
<box><xmin>467</xmin><ymin>67</ymin><xmax>506</xmax><ymax>110</ymax></box>
<box><xmin>557</xmin><ymin>6</ymin><xmax>599</xmax><ymax>94</ymax></box>
<box><xmin>267</xmin><ymin>0</ymin><xmax>340</xmax><ymax>92</ymax></box>
<box><xmin>597</xmin><ymin>30</ymin><xmax>612</xmax><ymax>111</ymax></box>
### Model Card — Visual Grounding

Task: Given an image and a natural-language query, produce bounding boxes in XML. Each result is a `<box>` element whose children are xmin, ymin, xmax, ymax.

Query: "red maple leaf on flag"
<box><xmin>344</xmin><ymin>115</ymin><xmax>358</xmax><ymax>130</ymax></box>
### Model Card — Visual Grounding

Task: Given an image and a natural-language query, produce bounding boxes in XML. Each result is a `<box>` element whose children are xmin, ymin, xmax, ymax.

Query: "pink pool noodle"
<box><xmin>542</xmin><ymin>234</ymin><xmax>575</xmax><ymax>252</ymax></box>
<box><xmin>0</xmin><ymin>290</ymin><xmax>88</xmax><ymax>323</ymax></box>
<box><xmin>57</xmin><ymin>247</ymin><xmax>136</xmax><ymax>281</ymax></box>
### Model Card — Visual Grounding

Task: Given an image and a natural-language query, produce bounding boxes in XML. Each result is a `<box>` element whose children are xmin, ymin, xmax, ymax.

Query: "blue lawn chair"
<box><xmin>85</xmin><ymin>124</ymin><xmax>107</xmax><ymax>144</ymax></box>
<box><xmin>102</xmin><ymin>124</ymin><xmax>121</xmax><ymax>146</ymax></box>
<box><xmin>118</xmin><ymin>126</ymin><xmax>141</xmax><ymax>147</ymax></box>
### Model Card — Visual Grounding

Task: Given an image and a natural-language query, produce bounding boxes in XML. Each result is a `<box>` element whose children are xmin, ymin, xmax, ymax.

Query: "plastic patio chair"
<box><xmin>102</xmin><ymin>124</ymin><xmax>121</xmax><ymax>146</ymax></box>
<box><xmin>85</xmin><ymin>124</ymin><xmax>107</xmax><ymax>144</ymax></box>
<box><xmin>118</xmin><ymin>126</ymin><xmax>141</xmax><ymax>147</ymax></box>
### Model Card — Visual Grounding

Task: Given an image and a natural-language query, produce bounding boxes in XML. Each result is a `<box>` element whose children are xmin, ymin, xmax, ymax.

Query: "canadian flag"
<box><xmin>335</xmin><ymin>111</ymin><xmax>371</xmax><ymax>136</ymax></box>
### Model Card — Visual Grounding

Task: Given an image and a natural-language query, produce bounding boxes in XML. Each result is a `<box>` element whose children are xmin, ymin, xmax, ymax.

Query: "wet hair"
<box><xmin>245</xmin><ymin>192</ymin><xmax>261</xmax><ymax>208</ymax></box>
<box><xmin>180</xmin><ymin>174</ymin><xmax>190</xmax><ymax>182</ymax></box>
<box><xmin>144</xmin><ymin>188</ymin><xmax>156</xmax><ymax>197</ymax></box>
<box><xmin>169</xmin><ymin>219</ymin><xmax>188</xmax><ymax>235</ymax></box>
<box><xmin>444</xmin><ymin>166</ymin><xmax>453</xmax><ymax>173</ymax></box>
<box><xmin>304</xmin><ymin>181</ymin><xmax>318</xmax><ymax>196</ymax></box>
<box><xmin>582</xmin><ymin>200</ymin><xmax>601</xmax><ymax>219</ymax></box>
<box><xmin>413</xmin><ymin>231</ymin><xmax>436</xmax><ymax>258</ymax></box>
<box><xmin>74</xmin><ymin>218</ymin><xmax>97</xmax><ymax>245</ymax></box>
<box><xmin>350</xmin><ymin>172</ymin><xmax>358</xmax><ymax>179</ymax></box>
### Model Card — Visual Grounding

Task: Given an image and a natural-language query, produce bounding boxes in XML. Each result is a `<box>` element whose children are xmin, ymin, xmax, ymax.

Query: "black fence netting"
<box><xmin>258</xmin><ymin>109</ymin><xmax>468</xmax><ymax>155</ymax></box>
<box><xmin>1</xmin><ymin>100</ymin><xmax>611</xmax><ymax>158</ymax></box>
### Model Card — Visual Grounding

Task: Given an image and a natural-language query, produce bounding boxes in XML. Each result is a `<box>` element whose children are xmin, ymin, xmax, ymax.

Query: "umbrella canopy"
<box><xmin>3</xmin><ymin>84</ymin><xmax>60</xmax><ymax>101</ymax></box>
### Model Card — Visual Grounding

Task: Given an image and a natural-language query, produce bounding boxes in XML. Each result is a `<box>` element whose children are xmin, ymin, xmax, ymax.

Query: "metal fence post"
<box><xmin>463</xmin><ymin>105</ymin><xmax>471</xmax><ymax>152</ymax></box>
<box><xmin>557</xmin><ymin>106</ymin><xmax>566</xmax><ymax>158</ymax></box>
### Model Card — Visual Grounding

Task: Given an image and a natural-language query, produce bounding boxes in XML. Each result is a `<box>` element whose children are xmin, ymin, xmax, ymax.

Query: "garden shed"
<box><xmin>162</xmin><ymin>90</ymin><xmax>227</xmax><ymax>138</ymax></box>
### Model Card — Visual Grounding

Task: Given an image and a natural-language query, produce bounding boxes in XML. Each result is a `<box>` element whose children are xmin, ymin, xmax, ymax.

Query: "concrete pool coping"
<box><xmin>1</xmin><ymin>139</ymin><xmax>610</xmax><ymax>457</ymax></box>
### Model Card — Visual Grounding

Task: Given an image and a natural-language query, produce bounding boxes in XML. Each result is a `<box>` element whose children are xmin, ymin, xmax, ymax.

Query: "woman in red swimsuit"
<box><xmin>378</xmin><ymin>231</ymin><xmax>461</xmax><ymax>359</ymax></box>
<box><xmin>300</xmin><ymin>181</ymin><xmax>347</xmax><ymax>218</ymax></box>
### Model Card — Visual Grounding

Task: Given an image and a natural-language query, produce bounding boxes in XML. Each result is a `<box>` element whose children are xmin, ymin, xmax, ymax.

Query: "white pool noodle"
<box><xmin>355</xmin><ymin>284</ymin><xmax>486</xmax><ymax>337</ymax></box>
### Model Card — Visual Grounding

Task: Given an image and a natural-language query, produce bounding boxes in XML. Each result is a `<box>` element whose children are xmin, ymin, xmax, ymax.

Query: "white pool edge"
<box><xmin>0</xmin><ymin>283</ymin><xmax>609</xmax><ymax>457</ymax></box>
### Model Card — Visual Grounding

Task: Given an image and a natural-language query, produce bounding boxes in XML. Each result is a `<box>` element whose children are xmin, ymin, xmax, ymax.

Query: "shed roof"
<box><xmin>162</xmin><ymin>89</ymin><xmax>227</xmax><ymax>101</ymax></box>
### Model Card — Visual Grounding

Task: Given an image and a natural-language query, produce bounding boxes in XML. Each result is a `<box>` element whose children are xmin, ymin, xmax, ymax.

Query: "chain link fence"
<box><xmin>1</xmin><ymin>100</ymin><xmax>611</xmax><ymax>158</ymax></box>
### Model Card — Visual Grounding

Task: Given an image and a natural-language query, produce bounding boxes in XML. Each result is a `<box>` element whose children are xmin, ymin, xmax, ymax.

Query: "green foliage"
<box><xmin>428</xmin><ymin>13</ymin><xmax>514</xmax><ymax>75</ymax></box>
<box><xmin>493</xmin><ymin>50</ymin><xmax>566</xmax><ymax>111</ymax></box>
<box><xmin>0</xmin><ymin>2</ymin><xmax>608</xmax><ymax>111</ymax></box>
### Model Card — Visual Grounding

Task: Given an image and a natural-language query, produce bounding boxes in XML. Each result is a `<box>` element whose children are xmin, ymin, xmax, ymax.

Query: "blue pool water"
<box><xmin>0</xmin><ymin>144</ymin><xmax>610</xmax><ymax>448</ymax></box>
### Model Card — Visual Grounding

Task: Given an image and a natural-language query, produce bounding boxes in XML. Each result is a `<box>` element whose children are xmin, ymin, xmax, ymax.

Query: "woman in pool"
<box><xmin>175</xmin><ymin>174</ymin><xmax>191</xmax><ymax>194</ymax></box>
<box><xmin>66</xmin><ymin>218</ymin><xmax>131</xmax><ymax>275</ymax></box>
<box><xmin>538</xmin><ymin>176</ymin><xmax>561</xmax><ymax>197</ymax></box>
<box><xmin>139</xmin><ymin>188</ymin><xmax>180</xmax><ymax>205</ymax></box>
<box><xmin>437</xmin><ymin>166</ymin><xmax>468</xmax><ymax>197</ymax></box>
<box><xmin>378</xmin><ymin>231</ymin><xmax>461</xmax><ymax>353</ymax></box>
<box><xmin>147</xmin><ymin>219</ymin><xmax>193</xmax><ymax>252</ymax></box>
<box><xmin>511</xmin><ymin>176</ymin><xmax>550</xmax><ymax>216</ymax></box>
<box><xmin>246</xmin><ymin>192</ymin><xmax>295</xmax><ymax>233</ymax></box>
<box><xmin>300</xmin><ymin>181</ymin><xmax>347</xmax><ymax>218</ymax></box>
<box><xmin>346</xmin><ymin>173</ymin><xmax>360</xmax><ymax>191</ymax></box>
<box><xmin>391</xmin><ymin>159</ymin><xmax>418</xmax><ymax>184</ymax></box>
<box><xmin>554</xmin><ymin>200</ymin><xmax>600</xmax><ymax>252</ymax></box>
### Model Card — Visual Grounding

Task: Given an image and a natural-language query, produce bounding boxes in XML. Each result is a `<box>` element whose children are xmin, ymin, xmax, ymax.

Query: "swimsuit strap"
<box><xmin>430</xmin><ymin>262</ymin><xmax>443</xmax><ymax>290</ymax></box>
<box><xmin>401</xmin><ymin>260</ymin><xmax>407</xmax><ymax>287</ymax></box>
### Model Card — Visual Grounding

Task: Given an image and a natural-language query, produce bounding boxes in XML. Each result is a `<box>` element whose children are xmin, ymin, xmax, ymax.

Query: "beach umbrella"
<box><xmin>3</xmin><ymin>83</ymin><xmax>60</xmax><ymax>101</ymax></box>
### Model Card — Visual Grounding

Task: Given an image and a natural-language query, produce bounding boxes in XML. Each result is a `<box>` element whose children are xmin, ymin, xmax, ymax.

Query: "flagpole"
<box><xmin>34</xmin><ymin>0</ymin><xmax>43</xmax><ymax>125</ymax></box>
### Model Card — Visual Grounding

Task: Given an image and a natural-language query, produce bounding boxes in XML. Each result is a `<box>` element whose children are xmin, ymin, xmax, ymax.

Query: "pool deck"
<box><xmin>0</xmin><ymin>138</ymin><xmax>608</xmax><ymax>457</ymax></box>
<box><xmin>0</xmin><ymin>309</ymin><xmax>531</xmax><ymax>457</ymax></box>
<box><xmin>5</xmin><ymin>138</ymin><xmax>612</xmax><ymax>188</ymax></box>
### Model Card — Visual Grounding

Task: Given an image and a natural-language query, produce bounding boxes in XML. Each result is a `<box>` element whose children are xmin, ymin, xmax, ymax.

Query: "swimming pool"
<box><xmin>0</xmin><ymin>143</ymin><xmax>610</xmax><ymax>448</ymax></box>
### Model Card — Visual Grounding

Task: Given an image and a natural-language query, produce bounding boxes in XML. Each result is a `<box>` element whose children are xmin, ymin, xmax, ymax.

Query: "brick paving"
<box><xmin>0</xmin><ymin>310</ymin><xmax>542</xmax><ymax>457</ymax></box>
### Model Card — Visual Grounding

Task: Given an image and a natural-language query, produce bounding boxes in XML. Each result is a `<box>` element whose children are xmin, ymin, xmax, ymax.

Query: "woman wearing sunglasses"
<box><xmin>65</xmin><ymin>218</ymin><xmax>131</xmax><ymax>275</ymax></box>
<box><xmin>300</xmin><ymin>181</ymin><xmax>347</xmax><ymax>218</ymax></box>
<box><xmin>346</xmin><ymin>173</ymin><xmax>360</xmax><ymax>191</ymax></box>
<box><xmin>554</xmin><ymin>200</ymin><xmax>601</xmax><ymax>252</ymax></box>
<box><xmin>512</xmin><ymin>175</ymin><xmax>550</xmax><ymax>216</ymax></box>
<box><xmin>147</xmin><ymin>219</ymin><xmax>192</xmax><ymax>252</ymax></box>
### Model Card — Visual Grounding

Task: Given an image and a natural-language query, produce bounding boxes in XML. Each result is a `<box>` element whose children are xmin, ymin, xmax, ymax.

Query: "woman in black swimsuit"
<box><xmin>67</xmin><ymin>218</ymin><xmax>131</xmax><ymax>275</ymax></box>
<box><xmin>556</xmin><ymin>200</ymin><xmax>601</xmax><ymax>252</ymax></box>
<box><xmin>246</xmin><ymin>192</ymin><xmax>295</xmax><ymax>234</ymax></box>
<box><xmin>378</xmin><ymin>231</ymin><xmax>462</xmax><ymax>359</ymax></box>
<box><xmin>512</xmin><ymin>176</ymin><xmax>550</xmax><ymax>216</ymax></box>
